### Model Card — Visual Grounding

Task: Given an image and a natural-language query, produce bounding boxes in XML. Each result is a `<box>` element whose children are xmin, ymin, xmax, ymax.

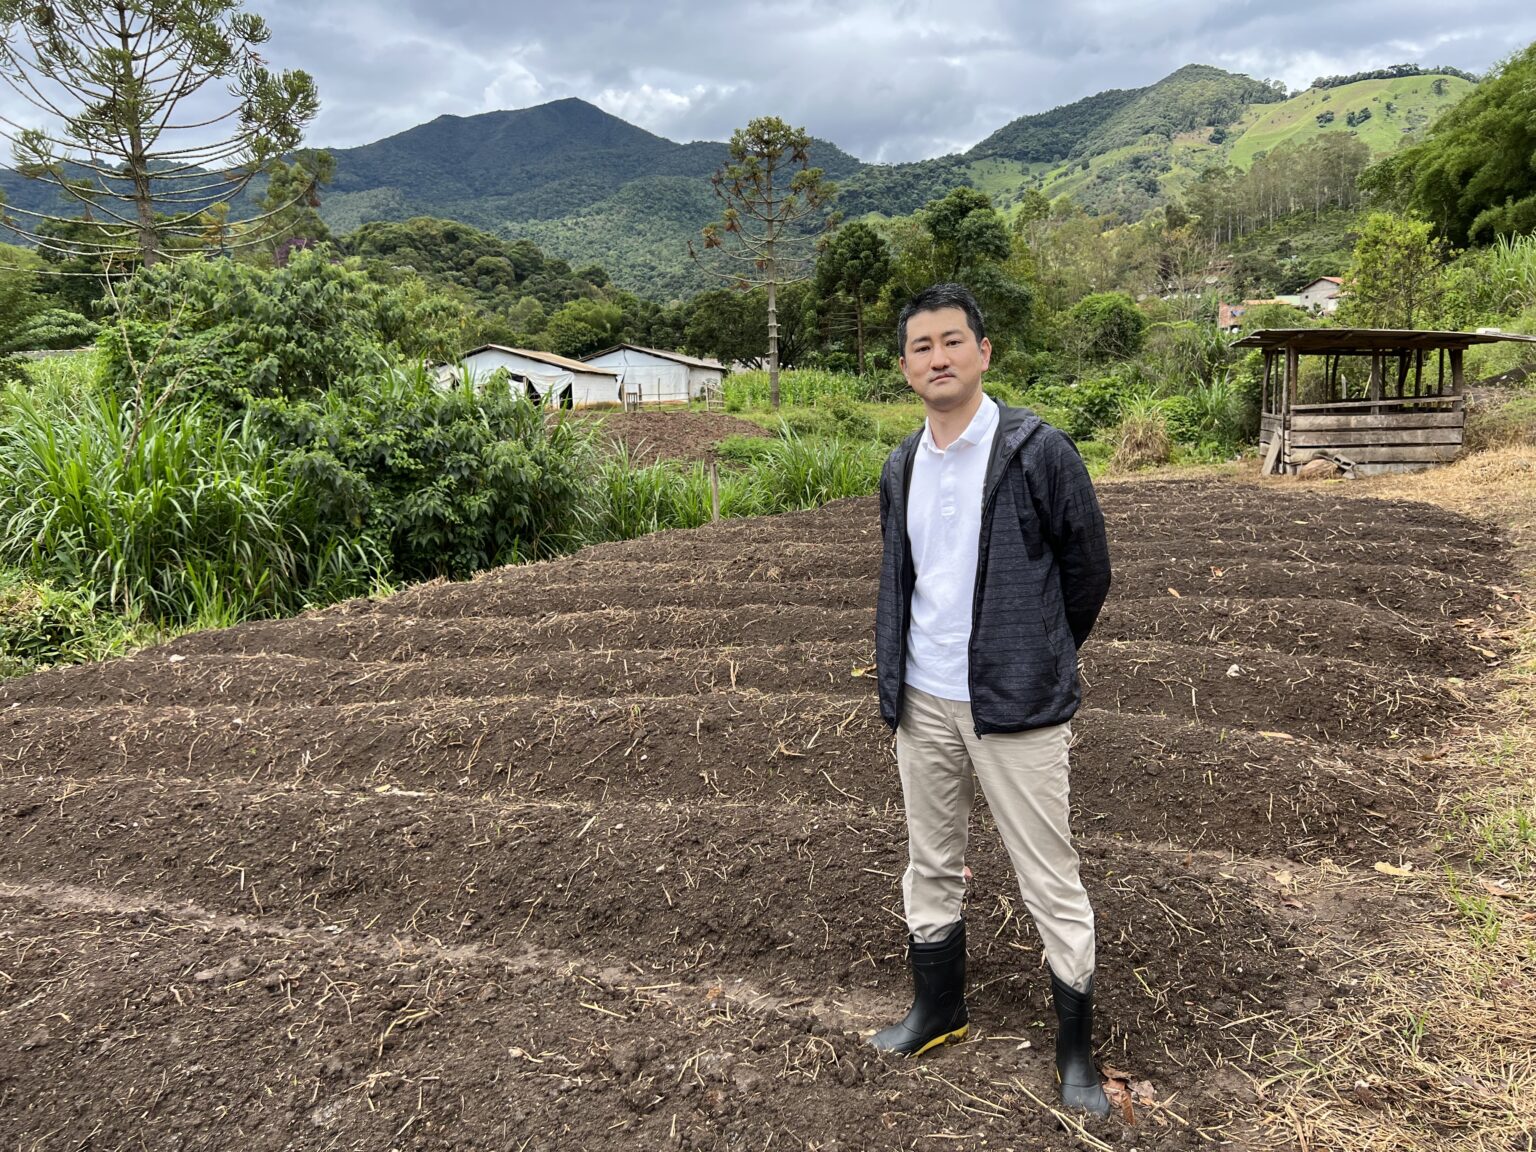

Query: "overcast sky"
<box><xmin>9</xmin><ymin>1</ymin><xmax>1536</xmax><ymax>165</ymax></box>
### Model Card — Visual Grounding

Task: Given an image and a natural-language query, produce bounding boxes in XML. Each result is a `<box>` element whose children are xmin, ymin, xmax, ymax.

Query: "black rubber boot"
<box><xmin>1051</xmin><ymin>970</ymin><xmax>1111</xmax><ymax>1116</ymax></box>
<box><xmin>870</xmin><ymin>922</ymin><xmax>969</xmax><ymax>1056</ymax></box>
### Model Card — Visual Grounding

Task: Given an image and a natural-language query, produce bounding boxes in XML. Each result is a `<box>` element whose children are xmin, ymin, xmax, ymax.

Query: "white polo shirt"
<box><xmin>905</xmin><ymin>394</ymin><xmax>999</xmax><ymax>701</ymax></box>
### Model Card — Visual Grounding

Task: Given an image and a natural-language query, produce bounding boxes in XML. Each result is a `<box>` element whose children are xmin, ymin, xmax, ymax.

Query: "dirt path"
<box><xmin>0</xmin><ymin>477</ymin><xmax>1521</xmax><ymax>1150</ymax></box>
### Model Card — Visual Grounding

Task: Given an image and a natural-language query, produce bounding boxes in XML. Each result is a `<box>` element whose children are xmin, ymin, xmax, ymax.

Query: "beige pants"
<box><xmin>896</xmin><ymin>686</ymin><xmax>1096</xmax><ymax>991</ymax></box>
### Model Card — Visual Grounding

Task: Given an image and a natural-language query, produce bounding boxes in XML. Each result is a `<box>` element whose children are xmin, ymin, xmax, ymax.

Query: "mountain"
<box><xmin>324</xmin><ymin>98</ymin><xmax>855</xmax><ymax>231</ymax></box>
<box><xmin>970</xmin><ymin>65</ymin><xmax>1284</xmax><ymax>167</ymax></box>
<box><xmin>0</xmin><ymin>68</ymin><xmax>1477</xmax><ymax>299</ymax></box>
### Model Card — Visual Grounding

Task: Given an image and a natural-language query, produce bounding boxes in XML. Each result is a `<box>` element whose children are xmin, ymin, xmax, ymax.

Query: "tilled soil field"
<box><xmin>571</xmin><ymin>411</ymin><xmax>773</xmax><ymax>464</ymax></box>
<box><xmin>0</xmin><ymin>478</ymin><xmax>1521</xmax><ymax>1151</ymax></box>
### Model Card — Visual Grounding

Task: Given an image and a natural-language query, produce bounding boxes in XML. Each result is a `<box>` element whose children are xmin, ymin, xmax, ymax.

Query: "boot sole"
<box><xmin>910</xmin><ymin>1023</ymin><xmax>969</xmax><ymax>1056</ymax></box>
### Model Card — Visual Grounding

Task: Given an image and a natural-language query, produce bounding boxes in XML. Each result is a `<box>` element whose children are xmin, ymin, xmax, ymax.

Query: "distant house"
<box><xmin>438</xmin><ymin>345</ymin><xmax>622</xmax><ymax>408</ymax></box>
<box><xmin>1290</xmin><ymin>276</ymin><xmax>1343</xmax><ymax>314</ymax></box>
<box><xmin>580</xmin><ymin>344</ymin><xmax>726</xmax><ymax>406</ymax></box>
<box><xmin>1220</xmin><ymin>278</ymin><xmax>1344</xmax><ymax>332</ymax></box>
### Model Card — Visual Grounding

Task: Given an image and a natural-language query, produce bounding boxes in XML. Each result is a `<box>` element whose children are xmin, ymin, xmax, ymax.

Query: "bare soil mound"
<box><xmin>0</xmin><ymin>478</ymin><xmax>1520</xmax><ymax>1151</ymax></box>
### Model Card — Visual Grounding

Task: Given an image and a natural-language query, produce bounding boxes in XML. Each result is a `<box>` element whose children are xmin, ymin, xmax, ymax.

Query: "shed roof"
<box><xmin>584</xmin><ymin>343</ymin><xmax>725</xmax><ymax>370</ymax></box>
<box><xmin>1232</xmin><ymin>328</ymin><xmax>1536</xmax><ymax>353</ymax></box>
<box><xmin>459</xmin><ymin>344</ymin><xmax>621</xmax><ymax>376</ymax></box>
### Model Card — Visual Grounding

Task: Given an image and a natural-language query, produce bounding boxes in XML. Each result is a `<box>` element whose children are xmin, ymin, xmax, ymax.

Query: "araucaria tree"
<box><xmin>693</xmin><ymin>116</ymin><xmax>835</xmax><ymax>408</ymax></box>
<box><xmin>0</xmin><ymin>0</ymin><xmax>319</xmax><ymax>268</ymax></box>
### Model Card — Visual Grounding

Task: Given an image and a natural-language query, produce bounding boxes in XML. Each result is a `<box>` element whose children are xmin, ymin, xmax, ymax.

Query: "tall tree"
<box><xmin>0</xmin><ymin>0</ymin><xmax>319</xmax><ymax>267</ymax></box>
<box><xmin>1338</xmin><ymin>212</ymin><xmax>1446</xmax><ymax>329</ymax></box>
<box><xmin>921</xmin><ymin>187</ymin><xmax>1011</xmax><ymax>281</ymax></box>
<box><xmin>887</xmin><ymin>187</ymin><xmax>1034</xmax><ymax>353</ymax></box>
<box><xmin>692</xmin><ymin>116</ymin><xmax>836</xmax><ymax>408</ymax></box>
<box><xmin>256</xmin><ymin>148</ymin><xmax>334</xmax><ymax>263</ymax></box>
<box><xmin>813</xmin><ymin>221</ymin><xmax>891</xmax><ymax>374</ymax></box>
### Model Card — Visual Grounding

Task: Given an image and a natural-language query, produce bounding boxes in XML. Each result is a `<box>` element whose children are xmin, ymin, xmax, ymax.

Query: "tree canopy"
<box><xmin>1361</xmin><ymin>43</ymin><xmax>1536</xmax><ymax>244</ymax></box>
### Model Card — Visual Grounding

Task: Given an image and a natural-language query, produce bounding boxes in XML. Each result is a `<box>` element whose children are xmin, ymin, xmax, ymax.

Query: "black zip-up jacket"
<box><xmin>876</xmin><ymin>403</ymin><xmax>1112</xmax><ymax>735</ymax></box>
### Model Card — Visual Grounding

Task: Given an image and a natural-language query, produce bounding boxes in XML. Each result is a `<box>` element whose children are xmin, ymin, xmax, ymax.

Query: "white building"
<box><xmin>439</xmin><ymin>345</ymin><xmax>623</xmax><ymax>408</ymax></box>
<box><xmin>1280</xmin><ymin>277</ymin><xmax>1344</xmax><ymax>315</ymax></box>
<box><xmin>581</xmin><ymin>344</ymin><xmax>726</xmax><ymax>406</ymax></box>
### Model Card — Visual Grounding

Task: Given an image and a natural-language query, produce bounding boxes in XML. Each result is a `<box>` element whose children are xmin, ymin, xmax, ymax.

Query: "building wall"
<box><xmin>584</xmin><ymin>348</ymin><xmax>696</xmax><ymax>404</ymax></box>
<box><xmin>1295</xmin><ymin>282</ymin><xmax>1341</xmax><ymax>313</ymax></box>
<box><xmin>456</xmin><ymin>349</ymin><xmax>621</xmax><ymax>407</ymax></box>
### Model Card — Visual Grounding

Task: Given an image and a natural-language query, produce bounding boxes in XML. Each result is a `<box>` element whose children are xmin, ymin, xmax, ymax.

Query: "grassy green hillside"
<box><xmin>1007</xmin><ymin>71</ymin><xmax>1474</xmax><ymax>219</ymax></box>
<box><xmin>1227</xmin><ymin>74</ymin><xmax>1473</xmax><ymax>167</ymax></box>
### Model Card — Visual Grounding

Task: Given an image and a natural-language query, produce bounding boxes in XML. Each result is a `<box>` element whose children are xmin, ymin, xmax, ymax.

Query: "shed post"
<box><xmin>1284</xmin><ymin>346</ymin><xmax>1298</xmax><ymax>470</ymax></box>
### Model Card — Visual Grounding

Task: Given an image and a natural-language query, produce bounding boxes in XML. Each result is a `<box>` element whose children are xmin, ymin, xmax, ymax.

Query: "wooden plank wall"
<box><xmin>1287</xmin><ymin>407</ymin><xmax>1464</xmax><ymax>467</ymax></box>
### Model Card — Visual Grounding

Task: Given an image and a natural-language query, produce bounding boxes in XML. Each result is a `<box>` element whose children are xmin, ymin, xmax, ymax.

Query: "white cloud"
<box><xmin>484</xmin><ymin>60</ymin><xmax>546</xmax><ymax>113</ymax></box>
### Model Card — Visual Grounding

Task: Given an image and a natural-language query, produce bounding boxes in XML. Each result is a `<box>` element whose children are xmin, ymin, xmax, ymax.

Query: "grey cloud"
<box><xmin>252</xmin><ymin>0</ymin><xmax>1536</xmax><ymax>160</ymax></box>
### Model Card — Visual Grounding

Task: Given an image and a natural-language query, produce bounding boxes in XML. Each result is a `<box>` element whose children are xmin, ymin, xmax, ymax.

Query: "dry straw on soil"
<box><xmin>1243</xmin><ymin>446</ymin><xmax>1536</xmax><ymax>1152</ymax></box>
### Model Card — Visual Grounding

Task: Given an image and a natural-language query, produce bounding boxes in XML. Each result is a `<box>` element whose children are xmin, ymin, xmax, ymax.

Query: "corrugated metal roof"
<box><xmin>460</xmin><ymin>344</ymin><xmax>621</xmax><ymax>376</ymax></box>
<box><xmin>583</xmin><ymin>343</ymin><xmax>725</xmax><ymax>371</ymax></box>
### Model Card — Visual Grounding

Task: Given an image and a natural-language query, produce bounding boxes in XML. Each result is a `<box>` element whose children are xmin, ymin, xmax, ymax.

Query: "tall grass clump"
<box><xmin>1483</xmin><ymin>233</ymin><xmax>1536</xmax><ymax>317</ymax></box>
<box><xmin>1110</xmin><ymin>392</ymin><xmax>1173</xmax><ymax>471</ymax></box>
<box><xmin>753</xmin><ymin>428</ymin><xmax>885</xmax><ymax>511</ymax></box>
<box><xmin>0</xmin><ymin>372</ymin><xmax>339</xmax><ymax>625</ymax></box>
<box><xmin>724</xmin><ymin>368</ymin><xmax>873</xmax><ymax>410</ymax></box>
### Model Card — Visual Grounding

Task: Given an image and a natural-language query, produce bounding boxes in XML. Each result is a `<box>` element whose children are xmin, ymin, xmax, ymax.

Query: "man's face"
<box><xmin>900</xmin><ymin>307</ymin><xmax>992</xmax><ymax>412</ymax></box>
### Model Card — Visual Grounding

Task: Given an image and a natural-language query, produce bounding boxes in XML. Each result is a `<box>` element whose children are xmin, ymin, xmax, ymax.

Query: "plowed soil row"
<box><xmin>0</xmin><ymin>696</ymin><xmax>1422</xmax><ymax>859</ymax></box>
<box><xmin>86</xmin><ymin>593</ymin><xmax>1490</xmax><ymax>674</ymax></box>
<box><xmin>364</xmin><ymin>552</ymin><xmax>1510</xmax><ymax>625</ymax></box>
<box><xmin>0</xmin><ymin>875</ymin><xmax>1328</xmax><ymax>1152</ymax></box>
<box><xmin>2</xmin><ymin>640</ymin><xmax>1450</xmax><ymax>744</ymax></box>
<box><xmin>0</xmin><ymin>477</ymin><xmax>1517</xmax><ymax>1151</ymax></box>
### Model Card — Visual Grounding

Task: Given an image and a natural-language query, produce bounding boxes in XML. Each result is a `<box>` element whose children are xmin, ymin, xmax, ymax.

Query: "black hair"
<box><xmin>897</xmin><ymin>283</ymin><xmax>987</xmax><ymax>355</ymax></box>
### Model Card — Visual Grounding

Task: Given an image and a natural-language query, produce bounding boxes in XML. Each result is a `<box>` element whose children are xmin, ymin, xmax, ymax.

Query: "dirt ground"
<box><xmin>571</xmin><ymin>411</ymin><xmax>772</xmax><ymax>464</ymax></box>
<box><xmin>0</xmin><ymin>476</ymin><xmax>1523</xmax><ymax>1151</ymax></box>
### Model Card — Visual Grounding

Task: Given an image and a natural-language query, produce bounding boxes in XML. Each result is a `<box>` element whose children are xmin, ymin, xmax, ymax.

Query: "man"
<box><xmin>871</xmin><ymin>282</ymin><xmax>1112</xmax><ymax>1117</ymax></box>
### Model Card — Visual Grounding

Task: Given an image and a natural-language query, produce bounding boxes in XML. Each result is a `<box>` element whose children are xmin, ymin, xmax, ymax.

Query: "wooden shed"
<box><xmin>1237</xmin><ymin>328</ymin><xmax>1536</xmax><ymax>476</ymax></box>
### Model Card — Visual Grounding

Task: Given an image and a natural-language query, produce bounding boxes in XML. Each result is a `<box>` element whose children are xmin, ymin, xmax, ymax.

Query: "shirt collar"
<box><xmin>920</xmin><ymin>392</ymin><xmax>999</xmax><ymax>454</ymax></box>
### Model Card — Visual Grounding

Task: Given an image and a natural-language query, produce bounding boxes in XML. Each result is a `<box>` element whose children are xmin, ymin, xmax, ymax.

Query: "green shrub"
<box><xmin>1465</xmin><ymin>393</ymin><xmax>1536</xmax><ymax>451</ymax></box>
<box><xmin>255</xmin><ymin>365</ymin><xmax>594</xmax><ymax>581</ymax></box>
<box><xmin>820</xmin><ymin>395</ymin><xmax>877</xmax><ymax>440</ymax></box>
<box><xmin>1076</xmin><ymin>439</ymin><xmax>1113</xmax><ymax>476</ymax></box>
<box><xmin>1022</xmin><ymin>374</ymin><xmax>1125</xmax><ymax>441</ymax></box>
<box><xmin>713</xmin><ymin>435</ymin><xmax>779</xmax><ymax>465</ymax></box>
<box><xmin>1066</xmin><ymin>293</ymin><xmax>1149</xmax><ymax>362</ymax></box>
<box><xmin>776</xmin><ymin>408</ymin><xmax>837</xmax><ymax>438</ymax></box>
<box><xmin>0</xmin><ymin>571</ymin><xmax>155</xmax><ymax>677</ymax></box>
<box><xmin>98</xmin><ymin>248</ymin><xmax>476</xmax><ymax>414</ymax></box>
